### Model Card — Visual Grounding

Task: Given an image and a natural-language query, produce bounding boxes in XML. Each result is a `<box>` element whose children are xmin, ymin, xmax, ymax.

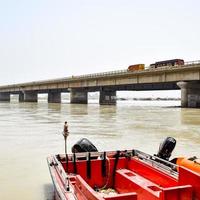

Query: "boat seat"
<box><xmin>115</xmin><ymin>169</ymin><xmax>161</xmax><ymax>197</ymax></box>
<box><xmin>115</xmin><ymin>169</ymin><xmax>193</xmax><ymax>200</ymax></box>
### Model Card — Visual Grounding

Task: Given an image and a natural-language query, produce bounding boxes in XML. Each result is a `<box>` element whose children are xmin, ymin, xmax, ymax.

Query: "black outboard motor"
<box><xmin>71</xmin><ymin>138</ymin><xmax>98</xmax><ymax>153</ymax></box>
<box><xmin>156</xmin><ymin>137</ymin><xmax>176</xmax><ymax>160</ymax></box>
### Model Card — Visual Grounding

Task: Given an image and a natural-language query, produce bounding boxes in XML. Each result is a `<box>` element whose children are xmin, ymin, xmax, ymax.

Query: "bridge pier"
<box><xmin>48</xmin><ymin>91</ymin><xmax>61</xmax><ymax>103</ymax></box>
<box><xmin>0</xmin><ymin>92</ymin><xmax>10</xmax><ymax>101</ymax></box>
<box><xmin>99</xmin><ymin>90</ymin><xmax>116</xmax><ymax>105</ymax></box>
<box><xmin>19</xmin><ymin>92</ymin><xmax>24</xmax><ymax>102</ymax></box>
<box><xmin>70</xmin><ymin>89</ymin><xmax>88</xmax><ymax>104</ymax></box>
<box><xmin>23</xmin><ymin>91</ymin><xmax>38</xmax><ymax>102</ymax></box>
<box><xmin>177</xmin><ymin>81</ymin><xmax>200</xmax><ymax>108</ymax></box>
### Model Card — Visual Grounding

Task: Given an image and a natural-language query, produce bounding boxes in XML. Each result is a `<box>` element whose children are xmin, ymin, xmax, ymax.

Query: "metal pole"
<box><xmin>63</xmin><ymin>132</ymin><xmax>70</xmax><ymax>191</ymax></box>
<box><xmin>64</xmin><ymin>135</ymin><xmax>67</xmax><ymax>155</ymax></box>
<box><xmin>63</xmin><ymin>134</ymin><xmax>68</xmax><ymax>173</ymax></box>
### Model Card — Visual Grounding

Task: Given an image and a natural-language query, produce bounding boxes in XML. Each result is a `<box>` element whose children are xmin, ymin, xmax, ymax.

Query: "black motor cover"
<box><xmin>71</xmin><ymin>138</ymin><xmax>98</xmax><ymax>153</ymax></box>
<box><xmin>156</xmin><ymin>137</ymin><xmax>176</xmax><ymax>160</ymax></box>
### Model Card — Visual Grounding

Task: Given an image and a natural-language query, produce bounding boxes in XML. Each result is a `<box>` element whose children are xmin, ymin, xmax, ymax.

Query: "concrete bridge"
<box><xmin>1</xmin><ymin>60</ymin><xmax>200</xmax><ymax>108</ymax></box>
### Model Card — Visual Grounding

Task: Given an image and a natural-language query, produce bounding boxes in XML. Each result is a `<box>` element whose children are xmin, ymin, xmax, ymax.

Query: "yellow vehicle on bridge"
<box><xmin>127</xmin><ymin>64</ymin><xmax>145</xmax><ymax>71</ymax></box>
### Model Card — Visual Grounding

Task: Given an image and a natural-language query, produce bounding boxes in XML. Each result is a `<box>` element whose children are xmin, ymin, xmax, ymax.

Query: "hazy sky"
<box><xmin>0</xmin><ymin>0</ymin><xmax>199</xmax><ymax>85</ymax></box>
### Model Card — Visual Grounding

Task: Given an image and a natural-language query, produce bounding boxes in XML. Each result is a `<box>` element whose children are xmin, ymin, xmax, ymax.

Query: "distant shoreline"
<box><xmin>117</xmin><ymin>97</ymin><xmax>180</xmax><ymax>101</ymax></box>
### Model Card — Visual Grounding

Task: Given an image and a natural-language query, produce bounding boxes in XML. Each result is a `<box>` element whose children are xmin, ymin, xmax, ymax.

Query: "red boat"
<box><xmin>47</xmin><ymin>145</ymin><xmax>200</xmax><ymax>200</ymax></box>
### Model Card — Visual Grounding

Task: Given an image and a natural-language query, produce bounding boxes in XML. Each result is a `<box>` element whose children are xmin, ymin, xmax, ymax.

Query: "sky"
<box><xmin>0</xmin><ymin>0</ymin><xmax>200</xmax><ymax>85</ymax></box>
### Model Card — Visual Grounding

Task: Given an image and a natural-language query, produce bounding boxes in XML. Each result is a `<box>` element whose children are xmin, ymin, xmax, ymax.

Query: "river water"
<box><xmin>0</xmin><ymin>98</ymin><xmax>200</xmax><ymax>200</ymax></box>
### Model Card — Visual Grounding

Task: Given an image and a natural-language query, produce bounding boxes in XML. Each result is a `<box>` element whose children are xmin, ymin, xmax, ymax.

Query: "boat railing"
<box><xmin>56</xmin><ymin>149</ymin><xmax>178</xmax><ymax>178</ymax></box>
<box><xmin>134</xmin><ymin>150</ymin><xmax>178</xmax><ymax>178</ymax></box>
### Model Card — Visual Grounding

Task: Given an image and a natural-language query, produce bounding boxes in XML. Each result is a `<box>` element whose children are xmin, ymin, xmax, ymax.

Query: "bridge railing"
<box><xmin>185</xmin><ymin>60</ymin><xmax>200</xmax><ymax>65</ymax></box>
<box><xmin>74</xmin><ymin>69</ymin><xmax>128</xmax><ymax>79</ymax></box>
<box><xmin>73</xmin><ymin>60</ymin><xmax>200</xmax><ymax>79</ymax></box>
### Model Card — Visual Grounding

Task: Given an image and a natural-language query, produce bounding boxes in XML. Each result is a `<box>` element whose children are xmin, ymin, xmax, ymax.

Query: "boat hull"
<box><xmin>47</xmin><ymin>150</ymin><xmax>200</xmax><ymax>200</ymax></box>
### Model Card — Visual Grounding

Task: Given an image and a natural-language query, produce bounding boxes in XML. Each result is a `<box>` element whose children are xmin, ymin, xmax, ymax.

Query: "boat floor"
<box><xmin>98</xmin><ymin>188</ymin><xmax>118</xmax><ymax>197</ymax></box>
